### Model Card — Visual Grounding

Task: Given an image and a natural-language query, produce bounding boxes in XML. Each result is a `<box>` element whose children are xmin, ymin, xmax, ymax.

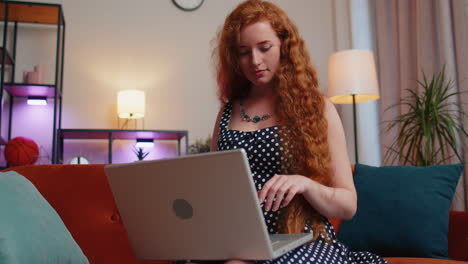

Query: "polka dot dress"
<box><xmin>174</xmin><ymin>103</ymin><xmax>387</xmax><ymax>264</ymax></box>
<box><xmin>217</xmin><ymin>103</ymin><xmax>290</xmax><ymax>235</ymax></box>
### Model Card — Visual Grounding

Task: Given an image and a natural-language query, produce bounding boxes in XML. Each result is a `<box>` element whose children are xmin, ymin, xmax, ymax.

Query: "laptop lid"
<box><xmin>105</xmin><ymin>149</ymin><xmax>277</xmax><ymax>260</ymax></box>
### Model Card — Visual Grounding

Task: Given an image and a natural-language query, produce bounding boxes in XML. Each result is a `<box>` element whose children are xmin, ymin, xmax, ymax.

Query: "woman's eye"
<box><xmin>260</xmin><ymin>45</ymin><xmax>272</xmax><ymax>52</ymax></box>
<box><xmin>239</xmin><ymin>50</ymin><xmax>250</xmax><ymax>56</ymax></box>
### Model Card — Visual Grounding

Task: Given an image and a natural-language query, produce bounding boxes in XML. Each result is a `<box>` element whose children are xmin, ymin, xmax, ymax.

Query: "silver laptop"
<box><xmin>104</xmin><ymin>149</ymin><xmax>313</xmax><ymax>261</ymax></box>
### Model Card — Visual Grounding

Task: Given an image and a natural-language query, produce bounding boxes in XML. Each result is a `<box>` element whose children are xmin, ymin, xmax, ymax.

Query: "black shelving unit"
<box><xmin>0</xmin><ymin>1</ymin><xmax>65</xmax><ymax>164</ymax></box>
<box><xmin>57</xmin><ymin>129</ymin><xmax>189</xmax><ymax>164</ymax></box>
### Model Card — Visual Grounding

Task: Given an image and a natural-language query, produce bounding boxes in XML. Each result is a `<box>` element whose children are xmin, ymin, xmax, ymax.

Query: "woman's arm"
<box><xmin>301</xmin><ymin>98</ymin><xmax>357</xmax><ymax>219</ymax></box>
<box><xmin>210</xmin><ymin>105</ymin><xmax>224</xmax><ymax>152</ymax></box>
<box><xmin>258</xmin><ymin>99</ymin><xmax>357</xmax><ymax>220</ymax></box>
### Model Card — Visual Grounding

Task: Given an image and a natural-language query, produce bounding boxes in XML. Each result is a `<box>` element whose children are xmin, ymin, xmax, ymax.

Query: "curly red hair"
<box><xmin>213</xmin><ymin>0</ymin><xmax>332</xmax><ymax>241</ymax></box>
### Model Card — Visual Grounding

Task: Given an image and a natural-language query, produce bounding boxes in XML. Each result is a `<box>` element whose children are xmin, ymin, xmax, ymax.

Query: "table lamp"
<box><xmin>328</xmin><ymin>49</ymin><xmax>380</xmax><ymax>163</ymax></box>
<box><xmin>117</xmin><ymin>90</ymin><xmax>145</xmax><ymax>129</ymax></box>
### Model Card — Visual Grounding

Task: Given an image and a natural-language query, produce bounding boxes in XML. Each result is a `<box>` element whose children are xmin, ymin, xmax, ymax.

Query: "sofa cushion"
<box><xmin>386</xmin><ymin>257</ymin><xmax>468</xmax><ymax>264</ymax></box>
<box><xmin>0</xmin><ymin>171</ymin><xmax>89</xmax><ymax>264</ymax></box>
<box><xmin>337</xmin><ymin>164</ymin><xmax>463</xmax><ymax>259</ymax></box>
<box><xmin>5</xmin><ymin>164</ymin><xmax>170</xmax><ymax>264</ymax></box>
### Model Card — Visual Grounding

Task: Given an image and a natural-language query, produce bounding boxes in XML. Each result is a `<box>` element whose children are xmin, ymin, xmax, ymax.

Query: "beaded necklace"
<box><xmin>239</xmin><ymin>100</ymin><xmax>271</xmax><ymax>123</ymax></box>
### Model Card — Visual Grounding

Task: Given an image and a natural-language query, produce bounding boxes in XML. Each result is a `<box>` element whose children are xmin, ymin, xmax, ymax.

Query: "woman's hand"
<box><xmin>258</xmin><ymin>174</ymin><xmax>313</xmax><ymax>211</ymax></box>
<box><xmin>256</xmin><ymin>99</ymin><xmax>357</xmax><ymax>219</ymax></box>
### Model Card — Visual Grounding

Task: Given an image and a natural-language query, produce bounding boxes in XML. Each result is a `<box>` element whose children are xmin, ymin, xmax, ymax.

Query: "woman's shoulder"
<box><xmin>215</xmin><ymin>100</ymin><xmax>235</xmax><ymax>119</ymax></box>
<box><xmin>322</xmin><ymin>97</ymin><xmax>345</xmax><ymax>131</ymax></box>
<box><xmin>323</xmin><ymin>97</ymin><xmax>336</xmax><ymax>116</ymax></box>
<box><xmin>226</xmin><ymin>99</ymin><xmax>238</xmax><ymax>107</ymax></box>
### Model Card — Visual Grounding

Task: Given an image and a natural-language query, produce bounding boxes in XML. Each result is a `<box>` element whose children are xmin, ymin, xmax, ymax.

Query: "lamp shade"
<box><xmin>117</xmin><ymin>90</ymin><xmax>145</xmax><ymax>119</ymax></box>
<box><xmin>328</xmin><ymin>49</ymin><xmax>380</xmax><ymax>104</ymax></box>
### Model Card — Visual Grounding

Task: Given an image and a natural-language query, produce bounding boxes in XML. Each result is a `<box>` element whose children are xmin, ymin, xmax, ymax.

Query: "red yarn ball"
<box><xmin>4</xmin><ymin>137</ymin><xmax>39</xmax><ymax>166</ymax></box>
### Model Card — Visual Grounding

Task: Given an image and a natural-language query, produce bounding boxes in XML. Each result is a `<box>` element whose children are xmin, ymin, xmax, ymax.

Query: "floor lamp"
<box><xmin>327</xmin><ymin>49</ymin><xmax>380</xmax><ymax>164</ymax></box>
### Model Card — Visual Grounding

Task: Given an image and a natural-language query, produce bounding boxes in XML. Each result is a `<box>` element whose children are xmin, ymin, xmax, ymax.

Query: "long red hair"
<box><xmin>214</xmin><ymin>0</ymin><xmax>332</xmax><ymax>241</ymax></box>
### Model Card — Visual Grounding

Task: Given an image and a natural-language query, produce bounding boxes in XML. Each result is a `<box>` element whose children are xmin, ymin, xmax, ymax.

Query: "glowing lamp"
<box><xmin>117</xmin><ymin>90</ymin><xmax>145</xmax><ymax>119</ymax></box>
<box><xmin>27</xmin><ymin>96</ymin><xmax>47</xmax><ymax>106</ymax></box>
<box><xmin>136</xmin><ymin>138</ymin><xmax>154</xmax><ymax>148</ymax></box>
<box><xmin>328</xmin><ymin>49</ymin><xmax>380</xmax><ymax>163</ymax></box>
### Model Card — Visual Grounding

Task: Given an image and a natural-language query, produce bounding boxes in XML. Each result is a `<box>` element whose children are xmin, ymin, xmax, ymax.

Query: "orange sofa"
<box><xmin>5</xmin><ymin>164</ymin><xmax>468</xmax><ymax>264</ymax></box>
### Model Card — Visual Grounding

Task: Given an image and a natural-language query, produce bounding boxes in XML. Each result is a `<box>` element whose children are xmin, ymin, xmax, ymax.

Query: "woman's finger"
<box><xmin>259</xmin><ymin>174</ymin><xmax>281</xmax><ymax>203</ymax></box>
<box><xmin>265</xmin><ymin>175</ymin><xmax>287</xmax><ymax>211</ymax></box>
<box><xmin>282</xmin><ymin>185</ymin><xmax>298</xmax><ymax>207</ymax></box>
<box><xmin>272</xmin><ymin>181</ymin><xmax>291</xmax><ymax>211</ymax></box>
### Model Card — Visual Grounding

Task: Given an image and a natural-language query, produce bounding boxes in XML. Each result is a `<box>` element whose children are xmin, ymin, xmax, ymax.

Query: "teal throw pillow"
<box><xmin>0</xmin><ymin>171</ymin><xmax>89</xmax><ymax>264</ymax></box>
<box><xmin>337</xmin><ymin>164</ymin><xmax>463</xmax><ymax>259</ymax></box>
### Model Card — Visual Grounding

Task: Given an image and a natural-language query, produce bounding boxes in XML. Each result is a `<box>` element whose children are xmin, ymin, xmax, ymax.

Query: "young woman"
<box><xmin>177</xmin><ymin>1</ymin><xmax>387</xmax><ymax>263</ymax></box>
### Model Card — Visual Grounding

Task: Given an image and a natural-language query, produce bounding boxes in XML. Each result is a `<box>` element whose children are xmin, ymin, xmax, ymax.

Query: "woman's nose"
<box><xmin>251</xmin><ymin>50</ymin><xmax>262</xmax><ymax>66</ymax></box>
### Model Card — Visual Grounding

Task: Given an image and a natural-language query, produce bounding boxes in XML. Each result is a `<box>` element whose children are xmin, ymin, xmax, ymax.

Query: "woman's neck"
<box><xmin>248</xmin><ymin>84</ymin><xmax>276</xmax><ymax>100</ymax></box>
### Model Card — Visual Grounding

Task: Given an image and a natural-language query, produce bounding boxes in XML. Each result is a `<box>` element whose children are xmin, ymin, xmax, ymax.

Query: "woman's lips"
<box><xmin>254</xmin><ymin>70</ymin><xmax>267</xmax><ymax>77</ymax></box>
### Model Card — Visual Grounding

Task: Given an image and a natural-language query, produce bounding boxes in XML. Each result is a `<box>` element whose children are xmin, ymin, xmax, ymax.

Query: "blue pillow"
<box><xmin>337</xmin><ymin>164</ymin><xmax>463</xmax><ymax>259</ymax></box>
<box><xmin>0</xmin><ymin>171</ymin><xmax>89</xmax><ymax>264</ymax></box>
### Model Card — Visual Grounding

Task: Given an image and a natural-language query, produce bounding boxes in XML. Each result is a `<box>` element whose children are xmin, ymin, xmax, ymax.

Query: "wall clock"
<box><xmin>172</xmin><ymin>0</ymin><xmax>204</xmax><ymax>11</ymax></box>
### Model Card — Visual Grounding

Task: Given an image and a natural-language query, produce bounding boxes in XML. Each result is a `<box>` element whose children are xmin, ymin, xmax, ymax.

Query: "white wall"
<box><xmin>17</xmin><ymin>0</ymin><xmax>336</xmax><ymax>145</ymax></box>
<box><xmin>7</xmin><ymin>0</ymin><xmax>382</xmax><ymax>165</ymax></box>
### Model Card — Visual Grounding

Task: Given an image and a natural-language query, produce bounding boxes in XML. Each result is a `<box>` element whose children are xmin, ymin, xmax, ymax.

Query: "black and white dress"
<box><xmin>175</xmin><ymin>103</ymin><xmax>387</xmax><ymax>264</ymax></box>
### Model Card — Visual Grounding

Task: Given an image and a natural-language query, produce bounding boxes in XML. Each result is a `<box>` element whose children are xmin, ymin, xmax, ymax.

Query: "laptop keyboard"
<box><xmin>270</xmin><ymin>234</ymin><xmax>297</xmax><ymax>250</ymax></box>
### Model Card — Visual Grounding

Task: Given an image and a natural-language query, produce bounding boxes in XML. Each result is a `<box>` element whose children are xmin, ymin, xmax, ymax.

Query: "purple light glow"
<box><xmin>27</xmin><ymin>97</ymin><xmax>48</xmax><ymax>106</ymax></box>
<box><xmin>63</xmin><ymin>140</ymin><xmax>178</xmax><ymax>164</ymax></box>
<box><xmin>135</xmin><ymin>142</ymin><xmax>154</xmax><ymax>148</ymax></box>
<box><xmin>0</xmin><ymin>99</ymin><xmax>182</xmax><ymax>166</ymax></box>
<box><xmin>60</xmin><ymin>130</ymin><xmax>186</xmax><ymax>140</ymax></box>
<box><xmin>135</xmin><ymin>138</ymin><xmax>154</xmax><ymax>148</ymax></box>
<box><xmin>0</xmin><ymin>98</ymin><xmax>55</xmax><ymax>166</ymax></box>
<box><xmin>4</xmin><ymin>84</ymin><xmax>58</xmax><ymax>97</ymax></box>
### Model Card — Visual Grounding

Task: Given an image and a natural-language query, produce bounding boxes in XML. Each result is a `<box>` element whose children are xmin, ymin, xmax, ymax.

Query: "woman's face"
<box><xmin>238</xmin><ymin>20</ymin><xmax>281</xmax><ymax>89</ymax></box>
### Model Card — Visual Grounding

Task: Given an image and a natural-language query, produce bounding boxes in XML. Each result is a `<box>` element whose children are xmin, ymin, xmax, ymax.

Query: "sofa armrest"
<box><xmin>329</xmin><ymin>218</ymin><xmax>343</xmax><ymax>234</ymax></box>
<box><xmin>448</xmin><ymin>210</ymin><xmax>468</xmax><ymax>261</ymax></box>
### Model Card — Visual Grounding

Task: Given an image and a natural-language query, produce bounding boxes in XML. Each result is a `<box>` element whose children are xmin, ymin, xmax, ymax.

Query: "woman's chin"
<box><xmin>250</xmin><ymin>78</ymin><xmax>274</xmax><ymax>88</ymax></box>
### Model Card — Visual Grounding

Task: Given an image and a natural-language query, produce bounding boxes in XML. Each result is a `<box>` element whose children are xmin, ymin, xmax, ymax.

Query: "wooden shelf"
<box><xmin>3</xmin><ymin>83</ymin><xmax>60</xmax><ymax>97</ymax></box>
<box><xmin>0</xmin><ymin>1</ymin><xmax>64</xmax><ymax>25</ymax></box>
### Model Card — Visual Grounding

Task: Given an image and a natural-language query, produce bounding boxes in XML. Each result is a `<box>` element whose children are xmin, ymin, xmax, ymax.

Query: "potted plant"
<box><xmin>133</xmin><ymin>147</ymin><xmax>150</xmax><ymax>161</ymax></box>
<box><xmin>189</xmin><ymin>135</ymin><xmax>211</xmax><ymax>154</ymax></box>
<box><xmin>383</xmin><ymin>66</ymin><xmax>467</xmax><ymax>166</ymax></box>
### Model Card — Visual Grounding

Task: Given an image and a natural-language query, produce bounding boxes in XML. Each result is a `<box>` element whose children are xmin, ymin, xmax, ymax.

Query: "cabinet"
<box><xmin>57</xmin><ymin>129</ymin><xmax>189</xmax><ymax>164</ymax></box>
<box><xmin>0</xmin><ymin>1</ymin><xmax>65</xmax><ymax>164</ymax></box>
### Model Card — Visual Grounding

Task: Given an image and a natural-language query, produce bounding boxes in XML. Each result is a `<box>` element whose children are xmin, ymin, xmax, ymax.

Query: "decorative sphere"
<box><xmin>4</xmin><ymin>137</ymin><xmax>39</xmax><ymax>167</ymax></box>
